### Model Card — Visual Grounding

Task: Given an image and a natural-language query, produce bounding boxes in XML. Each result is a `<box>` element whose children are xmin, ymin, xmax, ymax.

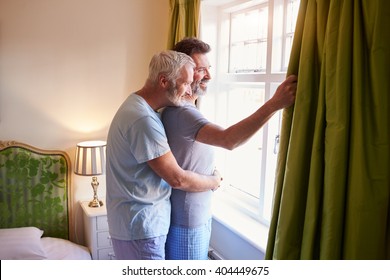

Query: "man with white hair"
<box><xmin>106</xmin><ymin>50</ymin><xmax>222</xmax><ymax>260</ymax></box>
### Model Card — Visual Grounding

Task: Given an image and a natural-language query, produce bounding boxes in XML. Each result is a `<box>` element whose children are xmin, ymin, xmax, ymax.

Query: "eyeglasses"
<box><xmin>195</xmin><ymin>66</ymin><xmax>211</xmax><ymax>74</ymax></box>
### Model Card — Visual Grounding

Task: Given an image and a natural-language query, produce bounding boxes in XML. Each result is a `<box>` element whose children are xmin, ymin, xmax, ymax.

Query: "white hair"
<box><xmin>147</xmin><ymin>50</ymin><xmax>195</xmax><ymax>86</ymax></box>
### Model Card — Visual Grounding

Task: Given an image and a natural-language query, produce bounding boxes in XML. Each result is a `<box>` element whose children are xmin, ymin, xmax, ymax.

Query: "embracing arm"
<box><xmin>196</xmin><ymin>75</ymin><xmax>297</xmax><ymax>150</ymax></box>
<box><xmin>147</xmin><ymin>151</ymin><xmax>222</xmax><ymax>192</ymax></box>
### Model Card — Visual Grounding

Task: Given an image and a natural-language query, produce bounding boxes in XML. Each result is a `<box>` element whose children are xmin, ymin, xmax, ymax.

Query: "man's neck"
<box><xmin>136</xmin><ymin>85</ymin><xmax>165</xmax><ymax>111</ymax></box>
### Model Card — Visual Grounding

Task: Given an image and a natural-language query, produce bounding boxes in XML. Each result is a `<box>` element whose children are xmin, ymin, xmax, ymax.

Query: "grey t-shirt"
<box><xmin>162</xmin><ymin>103</ymin><xmax>215</xmax><ymax>228</ymax></box>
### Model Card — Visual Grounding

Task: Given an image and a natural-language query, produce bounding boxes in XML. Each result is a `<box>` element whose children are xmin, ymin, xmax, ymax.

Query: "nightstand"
<box><xmin>80</xmin><ymin>200</ymin><xmax>115</xmax><ymax>260</ymax></box>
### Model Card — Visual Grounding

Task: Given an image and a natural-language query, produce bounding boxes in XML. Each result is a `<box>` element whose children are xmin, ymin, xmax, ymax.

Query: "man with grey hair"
<box><xmin>106</xmin><ymin>50</ymin><xmax>222</xmax><ymax>260</ymax></box>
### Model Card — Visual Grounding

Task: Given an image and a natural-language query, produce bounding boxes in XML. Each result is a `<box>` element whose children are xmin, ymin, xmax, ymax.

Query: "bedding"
<box><xmin>0</xmin><ymin>226</ymin><xmax>91</xmax><ymax>260</ymax></box>
<box><xmin>0</xmin><ymin>227</ymin><xmax>91</xmax><ymax>260</ymax></box>
<box><xmin>41</xmin><ymin>237</ymin><xmax>91</xmax><ymax>260</ymax></box>
<box><xmin>0</xmin><ymin>141</ymin><xmax>92</xmax><ymax>260</ymax></box>
<box><xmin>0</xmin><ymin>227</ymin><xmax>46</xmax><ymax>260</ymax></box>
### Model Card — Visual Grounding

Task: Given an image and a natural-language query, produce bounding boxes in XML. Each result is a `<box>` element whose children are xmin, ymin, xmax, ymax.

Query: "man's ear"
<box><xmin>159</xmin><ymin>75</ymin><xmax>169</xmax><ymax>88</ymax></box>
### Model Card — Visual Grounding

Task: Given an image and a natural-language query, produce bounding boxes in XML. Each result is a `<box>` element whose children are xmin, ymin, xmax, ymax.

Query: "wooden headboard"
<box><xmin>0</xmin><ymin>141</ymin><xmax>73</xmax><ymax>240</ymax></box>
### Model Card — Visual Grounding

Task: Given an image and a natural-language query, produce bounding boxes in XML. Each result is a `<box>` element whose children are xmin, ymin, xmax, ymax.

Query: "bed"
<box><xmin>0</xmin><ymin>140</ymin><xmax>91</xmax><ymax>260</ymax></box>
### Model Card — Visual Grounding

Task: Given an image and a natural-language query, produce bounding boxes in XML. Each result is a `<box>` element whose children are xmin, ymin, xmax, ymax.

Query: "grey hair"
<box><xmin>147</xmin><ymin>50</ymin><xmax>195</xmax><ymax>86</ymax></box>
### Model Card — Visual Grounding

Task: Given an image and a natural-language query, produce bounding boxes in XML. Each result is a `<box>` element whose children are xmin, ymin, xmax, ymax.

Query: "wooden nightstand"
<box><xmin>80</xmin><ymin>200</ymin><xmax>115</xmax><ymax>260</ymax></box>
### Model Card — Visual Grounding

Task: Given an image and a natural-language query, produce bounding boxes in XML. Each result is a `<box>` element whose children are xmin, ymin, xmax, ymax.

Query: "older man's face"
<box><xmin>166</xmin><ymin>62</ymin><xmax>194</xmax><ymax>106</ymax></box>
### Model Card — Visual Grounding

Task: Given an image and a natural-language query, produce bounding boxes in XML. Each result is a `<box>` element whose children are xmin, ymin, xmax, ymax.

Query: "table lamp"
<box><xmin>74</xmin><ymin>140</ymin><xmax>106</xmax><ymax>207</ymax></box>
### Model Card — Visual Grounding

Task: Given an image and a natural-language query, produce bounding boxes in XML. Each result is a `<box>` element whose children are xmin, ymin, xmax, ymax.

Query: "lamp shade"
<box><xmin>74</xmin><ymin>140</ymin><xmax>106</xmax><ymax>176</ymax></box>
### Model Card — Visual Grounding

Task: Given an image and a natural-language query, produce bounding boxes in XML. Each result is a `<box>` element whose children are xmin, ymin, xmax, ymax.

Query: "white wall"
<box><xmin>0</xmin><ymin>0</ymin><xmax>170</xmax><ymax>244</ymax></box>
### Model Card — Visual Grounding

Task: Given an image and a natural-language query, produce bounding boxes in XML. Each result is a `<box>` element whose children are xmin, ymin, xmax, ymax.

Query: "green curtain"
<box><xmin>167</xmin><ymin>0</ymin><xmax>200</xmax><ymax>49</ymax></box>
<box><xmin>266</xmin><ymin>0</ymin><xmax>390</xmax><ymax>259</ymax></box>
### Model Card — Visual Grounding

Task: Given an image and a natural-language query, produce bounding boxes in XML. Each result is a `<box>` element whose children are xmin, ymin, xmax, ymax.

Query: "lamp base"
<box><xmin>88</xmin><ymin>198</ymin><xmax>104</xmax><ymax>208</ymax></box>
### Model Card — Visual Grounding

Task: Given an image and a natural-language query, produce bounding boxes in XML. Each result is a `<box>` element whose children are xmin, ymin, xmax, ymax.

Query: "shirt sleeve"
<box><xmin>128</xmin><ymin>115</ymin><xmax>170</xmax><ymax>163</ymax></box>
<box><xmin>164</xmin><ymin>106</ymin><xmax>210</xmax><ymax>141</ymax></box>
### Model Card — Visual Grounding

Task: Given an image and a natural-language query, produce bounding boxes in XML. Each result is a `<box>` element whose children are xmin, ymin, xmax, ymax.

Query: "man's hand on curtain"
<box><xmin>267</xmin><ymin>74</ymin><xmax>298</xmax><ymax>110</ymax></box>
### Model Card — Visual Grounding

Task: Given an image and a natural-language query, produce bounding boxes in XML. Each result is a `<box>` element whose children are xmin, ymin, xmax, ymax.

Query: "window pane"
<box><xmin>286</xmin><ymin>0</ymin><xmax>300</xmax><ymax>34</ymax></box>
<box><xmin>215</xmin><ymin>84</ymin><xmax>265</xmax><ymax>198</ymax></box>
<box><xmin>284</xmin><ymin>34</ymin><xmax>293</xmax><ymax>69</ymax></box>
<box><xmin>229</xmin><ymin>6</ymin><xmax>268</xmax><ymax>73</ymax></box>
<box><xmin>262</xmin><ymin>83</ymin><xmax>283</xmax><ymax>221</ymax></box>
<box><xmin>283</xmin><ymin>0</ymin><xmax>300</xmax><ymax>70</ymax></box>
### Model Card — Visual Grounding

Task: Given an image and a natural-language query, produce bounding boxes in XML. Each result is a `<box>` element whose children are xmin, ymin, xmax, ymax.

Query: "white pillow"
<box><xmin>41</xmin><ymin>237</ymin><xmax>92</xmax><ymax>260</ymax></box>
<box><xmin>0</xmin><ymin>227</ymin><xmax>47</xmax><ymax>260</ymax></box>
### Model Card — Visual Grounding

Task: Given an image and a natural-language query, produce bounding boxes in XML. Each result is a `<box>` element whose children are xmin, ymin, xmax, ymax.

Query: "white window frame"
<box><xmin>200</xmin><ymin>0</ymin><xmax>299</xmax><ymax>248</ymax></box>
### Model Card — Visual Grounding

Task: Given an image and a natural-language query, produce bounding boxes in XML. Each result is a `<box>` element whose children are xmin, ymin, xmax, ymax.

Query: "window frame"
<box><xmin>200</xmin><ymin>0</ymin><xmax>299</xmax><ymax>229</ymax></box>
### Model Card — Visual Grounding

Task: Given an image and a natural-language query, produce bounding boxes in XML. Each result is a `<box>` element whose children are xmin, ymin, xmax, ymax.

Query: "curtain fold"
<box><xmin>167</xmin><ymin>0</ymin><xmax>200</xmax><ymax>49</ymax></box>
<box><xmin>266</xmin><ymin>0</ymin><xmax>390</xmax><ymax>259</ymax></box>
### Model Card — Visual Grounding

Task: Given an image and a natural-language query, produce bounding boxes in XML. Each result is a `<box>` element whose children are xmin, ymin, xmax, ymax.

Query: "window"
<box><xmin>200</xmin><ymin>0</ymin><xmax>300</xmax><ymax>228</ymax></box>
<box><xmin>229</xmin><ymin>5</ymin><xmax>268</xmax><ymax>73</ymax></box>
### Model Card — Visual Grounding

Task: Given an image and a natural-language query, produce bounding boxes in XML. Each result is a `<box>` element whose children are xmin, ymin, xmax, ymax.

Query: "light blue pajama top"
<box><xmin>106</xmin><ymin>93</ymin><xmax>171</xmax><ymax>241</ymax></box>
